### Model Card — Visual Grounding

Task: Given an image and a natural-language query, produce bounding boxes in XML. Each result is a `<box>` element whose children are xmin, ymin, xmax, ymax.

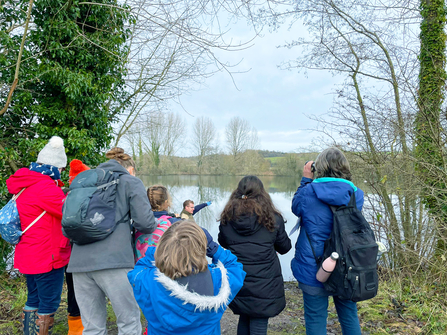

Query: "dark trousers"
<box><xmin>237</xmin><ymin>314</ymin><xmax>269</xmax><ymax>335</ymax></box>
<box><xmin>65</xmin><ymin>269</ymin><xmax>81</xmax><ymax>317</ymax></box>
<box><xmin>25</xmin><ymin>267</ymin><xmax>65</xmax><ymax>314</ymax></box>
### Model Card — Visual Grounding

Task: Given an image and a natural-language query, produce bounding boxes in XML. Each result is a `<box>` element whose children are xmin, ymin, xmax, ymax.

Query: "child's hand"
<box><xmin>206</xmin><ymin>201</ymin><xmax>212</xmax><ymax>206</ymax></box>
<box><xmin>202</xmin><ymin>228</ymin><xmax>219</xmax><ymax>257</ymax></box>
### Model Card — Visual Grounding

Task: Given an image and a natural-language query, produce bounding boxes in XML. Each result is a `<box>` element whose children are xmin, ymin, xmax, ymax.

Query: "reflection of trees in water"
<box><xmin>139</xmin><ymin>175</ymin><xmax>300</xmax><ymax>194</ymax></box>
<box><xmin>139</xmin><ymin>175</ymin><xmax>301</xmax><ymax>229</ymax></box>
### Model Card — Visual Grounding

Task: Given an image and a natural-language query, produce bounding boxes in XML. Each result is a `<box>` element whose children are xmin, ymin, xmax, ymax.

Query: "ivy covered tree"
<box><xmin>0</xmin><ymin>0</ymin><xmax>131</xmax><ymax>200</ymax></box>
<box><xmin>415</xmin><ymin>0</ymin><xmax>447</xmax><ymax>253</ymax></box>
<box><xmin>0</xmin><ymin>0</ymin><xmax>131</xmax><ymax>267</ymax></box>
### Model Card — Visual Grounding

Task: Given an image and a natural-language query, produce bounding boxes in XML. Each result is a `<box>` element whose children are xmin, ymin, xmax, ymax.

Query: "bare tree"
<box><xmin>248</xmin><ymin>126</ymin><xmax>259</xmax><ymax>150</ymax></box>
<box><xmin>225</xmin><ymin>116</ymin><xmax>251</xmax><ymax>160</ymax></box>
<box><xmin>143</xmin><ymin>114</ymin><xmax>164</xmax><ymax>169</ymax></box>
<box><xmin>137</xmin><ymin>111</ymin><xmax>185</xmax><ymax>170</ymax></box>
<box><xmin>192</xmin><ymin>116</ymin><xmax>217</xmax><ymax>173</ymax></box>
<box><xmin>112</xmin><ymin>0</ymin><xmax>255</xmax><ymax>146</ymax></box>
<box><xmin>163</xmin><ymin>112</ymin><xmax>186</xmax><ymax>158</ymax></box>
<box><xmin>251</xmin><ymin>0</ymin><xmax>441</xmax><ymax>272</ymax></box>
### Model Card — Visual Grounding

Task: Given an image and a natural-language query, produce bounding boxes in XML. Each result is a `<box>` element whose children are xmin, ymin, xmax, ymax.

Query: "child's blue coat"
<box><xmin>128</xmin><ymin>246</ymin><xmax>246</xmax><ymax>335</ymax></box>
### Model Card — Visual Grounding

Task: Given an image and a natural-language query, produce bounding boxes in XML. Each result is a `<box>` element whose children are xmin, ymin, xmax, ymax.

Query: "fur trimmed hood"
<box><xmin>155</xmin><ymin>261</ymin><xmax>231</xmax><ymax>312</ymax></box>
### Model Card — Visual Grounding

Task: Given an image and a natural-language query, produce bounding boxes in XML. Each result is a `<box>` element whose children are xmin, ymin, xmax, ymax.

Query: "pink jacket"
<box><xmin>6</xmin><ymin>168</ymin><xmax>71</xmax><ymax>274</ymax></box>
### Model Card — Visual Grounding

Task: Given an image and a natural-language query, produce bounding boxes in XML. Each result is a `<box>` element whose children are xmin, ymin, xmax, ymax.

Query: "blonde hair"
<box><xmin>147</xmin><ymin>185</ymin><xmax>171</xmax><ymax>211</ymax></box>
<box><xmin>155</xmin><ymin>220</ymin><xmax>208</xmax><ymax>280</ymax></box>
<box><xmin>105</xmin><ymin>147</ymin><xmax>135</xmax><ymax>169</ymax></box>
<box><xmin>315</xmin><ymin>147</ymin><xmax>352</xmax><ymax>181</ymax></box>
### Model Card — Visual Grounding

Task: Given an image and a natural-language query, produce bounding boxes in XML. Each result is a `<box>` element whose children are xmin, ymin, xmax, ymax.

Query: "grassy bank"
<box><xmin>1</xmin><ymin>273</ymin><xmax>446</xmax><ymax>334</ymax></box>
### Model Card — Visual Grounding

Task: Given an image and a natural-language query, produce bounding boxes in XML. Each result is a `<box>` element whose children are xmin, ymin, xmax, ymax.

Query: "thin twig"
<box><xmin>0</xmin><ymin>0</ymin><xmax>35</xmax><ymax>116</ymax></box>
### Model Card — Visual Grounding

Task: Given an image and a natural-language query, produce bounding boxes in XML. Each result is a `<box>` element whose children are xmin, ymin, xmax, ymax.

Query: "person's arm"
<box><xmin>291</xmin><ymin>177</ymin><xmax>312</xmax><ymax>217</ymax></box>
<box><xmin>204</xmin><ymin>227</ymin><xmax>246</xmax><ymax>300</ymax></box>
<box><xmin>192</xmin><ymin>201</ymin><xmax>211</xmax><ymax>215</ymax></box>
<box><xmin>128</xmin><ymin>178</ymin><xmax>157</xmax><ymax>234</ymax></box>
<box><xmin>127</xmin><ymin>248</ymin><xmax>156</xmax><ymax>314</ymax></box>
<box><xmin>355</xmin><ymin>188</ymin><xmax>365</xmax><ymax>211</ymax></box>
<box><xmin>211</xmin><ymin>245</ymin><xmax>246</xmax><ymax>302</ymax></box>
<box><xmin>37</xmin><ymin>181</ymin><xmax>66</xmax><ymax>220</ymax></box>
<box><xmin>217</xmin><ymin>224</ymin><xmax>228</xmax><ymax>249</ymax></box>
<box><xmin>274</xmin><ymin>216</ymin><xmax>292</xmax><ymax>254</ymax></box>
<box><xmin>292</xmin><ymin>161</ymin><xmax>315</xmax><ymax>217</ymax></box>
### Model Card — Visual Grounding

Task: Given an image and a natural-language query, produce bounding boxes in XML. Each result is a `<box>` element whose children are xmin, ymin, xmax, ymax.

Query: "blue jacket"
<box><xmin>128</xmin><ymin>246</ymin><xmax>246</xmax><ymax>335</ymax></box>
<box><xmin>291</xmin><ymin>177</ymin><xmax>364</xmax><ymax>288</ymax></box>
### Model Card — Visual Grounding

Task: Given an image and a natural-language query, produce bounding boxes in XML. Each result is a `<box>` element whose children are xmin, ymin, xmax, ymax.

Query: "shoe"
<box><xmin>35</xmin><ymin>313</ymin><xmax>55</xmax><ymax>335</ymax></box>
<box><xmin>22</xmin><ymin>308</ymin><xmax>37</xmax><ymax>335</ymax></box>
<box><xmin>67</xmin><ymin>315</ymin><xmax>84</xmax><ymax>335</ymax></box>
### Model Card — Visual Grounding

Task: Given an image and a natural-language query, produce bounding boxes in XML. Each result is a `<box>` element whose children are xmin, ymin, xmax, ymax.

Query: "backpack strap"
<box><xmin>304</xmin><ymin>227</ymin><xmax>322</xmax><ymax>265</ymax></box>
<box><xmin>97</xmin><ymin>178</ymin><xmax>119</xmax><ymax>190</ymax></box>
<box><xmin>13</xmin><ymin>187</ymin><xmax>46</xmax><ymax>235</ymax></box>
<box><xmin>305</xmin><ymin>191</ymin><xmax>356</xmax><ymax>265</ymax></box>
<box><xmin>12</xmin><ymin>188</ymin><xmax>26</xmax><ymax>201</ymax></box>
<box><xmin>22</xmin><ymin>211</ymin><xmax>47</xmax><ymax>235</ymax></box>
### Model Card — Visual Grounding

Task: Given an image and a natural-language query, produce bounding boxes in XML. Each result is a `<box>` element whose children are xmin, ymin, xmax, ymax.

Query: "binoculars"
<box><xmin>305</xmin><ymin>161</ymin><xmax>316</xmax><ymax>173</ymax></box>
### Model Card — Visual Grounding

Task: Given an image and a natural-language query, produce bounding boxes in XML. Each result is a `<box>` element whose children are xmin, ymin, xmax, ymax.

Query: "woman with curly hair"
<box><xmin>218</xmin><ymin>175</ymin><xmax>291</xmax><ymax>335</ymax></box>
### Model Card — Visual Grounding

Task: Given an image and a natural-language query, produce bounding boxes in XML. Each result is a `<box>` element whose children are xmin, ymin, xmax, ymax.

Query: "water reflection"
<box><xmin>140</xmin><ymin>175</ymin><xmax>301</xmax><ymax>281</ymax></box>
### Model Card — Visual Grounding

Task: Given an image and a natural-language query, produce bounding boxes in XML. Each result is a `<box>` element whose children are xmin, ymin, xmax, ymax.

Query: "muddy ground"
<box><xmin>1</xmin><ymin>280</ymin><xmax>418</xmax><ymax>334</ymax></box>
<box><xmin>220</xmin><ymin>282</ymin><xmax>340</xmax><ymax>335</ymax></box>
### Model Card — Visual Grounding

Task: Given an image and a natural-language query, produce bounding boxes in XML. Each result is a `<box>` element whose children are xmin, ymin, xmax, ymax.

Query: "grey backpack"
<box><xmin>62</xmin><ymin>168</ymin><xmax>124</xmax><ymax>245</ymax></box>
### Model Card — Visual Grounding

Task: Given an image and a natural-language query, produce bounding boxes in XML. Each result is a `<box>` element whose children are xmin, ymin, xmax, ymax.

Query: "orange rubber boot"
<box><xmin>67</xmin><ymin>315</ymin><xmax>84</xmax><ymax>335</ymax></box>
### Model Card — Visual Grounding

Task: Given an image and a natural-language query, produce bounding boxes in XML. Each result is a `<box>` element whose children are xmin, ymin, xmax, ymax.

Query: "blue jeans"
<box><xmin>237</xmin><ymin>314</ymin><xmax>269</xmax><ymax>335</ymax></box>
<box><xmin>302</xmin><ymin>292</ymin><xmax>362</xmax><ymax>335</ymax></box>
<box><xmin>25</xmin><ymin>267</ymin><xmax>65</xmax><ymax>314</ymax></box>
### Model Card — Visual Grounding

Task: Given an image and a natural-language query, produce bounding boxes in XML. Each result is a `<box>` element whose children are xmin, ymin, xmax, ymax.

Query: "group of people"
<box><xmin>6</xmin><ymin>135</ymin><xmax>364</xmax><ymax>335</ymax></box>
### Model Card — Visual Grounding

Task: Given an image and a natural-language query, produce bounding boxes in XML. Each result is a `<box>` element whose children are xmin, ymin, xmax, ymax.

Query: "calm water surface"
<box><xmin>140</xmin><ymin>175</ymin><xmax>301</xmax><ymax>281</ymax></box>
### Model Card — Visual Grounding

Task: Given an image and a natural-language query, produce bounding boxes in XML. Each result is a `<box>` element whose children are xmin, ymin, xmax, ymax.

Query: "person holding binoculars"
<box><xmin>291</xmin><ymin>147</ymin><xmax>364</xmax><ymax>335</ymax></box>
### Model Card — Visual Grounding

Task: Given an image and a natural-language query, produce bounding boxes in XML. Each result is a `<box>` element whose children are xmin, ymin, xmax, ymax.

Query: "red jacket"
<box><xmin>6</xmin><ymin>168</ymin><xmax>71</xmax><ymax>274</ymax></box>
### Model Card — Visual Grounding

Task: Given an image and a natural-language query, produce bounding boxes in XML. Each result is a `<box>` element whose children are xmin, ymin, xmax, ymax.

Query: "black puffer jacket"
<box><xmin>218</xmin><ymin>214</ymin><xmax>291</xmax><ymax>317</ymax></box>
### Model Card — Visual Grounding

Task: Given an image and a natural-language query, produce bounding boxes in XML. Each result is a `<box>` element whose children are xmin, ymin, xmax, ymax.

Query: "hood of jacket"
<box><xmin>7</xmin><ymin>167</ymin><xmax>55</xmax><ymax>194</ymax></box>
<box><xmin>97</xmin><ymin>159</ymin><xmax>130</xmax><ymax>175</ymax></box>
<box><xmin>310</xmin><ymin>177</ymin><xmax>361</xmax><ymax>207</ymax></box>
<box><xmin>129</xmin><ymin>248</ymin><xmax>230</xmax><ymax>333</ymax></box>
<box><xmin>228</xmin><ymin>214</ymin><xmax>263</xmax><ymax>236</ymax></box>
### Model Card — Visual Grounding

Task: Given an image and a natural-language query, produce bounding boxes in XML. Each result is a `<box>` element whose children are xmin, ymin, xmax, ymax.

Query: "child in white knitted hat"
<box><xmin>6</xmin><ymin>135</ymin><xmax>70</xmax><ymax>335</ymax></box>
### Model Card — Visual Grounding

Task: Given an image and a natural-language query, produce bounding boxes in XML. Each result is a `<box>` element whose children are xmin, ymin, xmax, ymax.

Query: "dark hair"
<box><xmin>219</xmin><ymin>175</ymin><xmax>283</xmax><ymax>232</ymax></box>
<box><xmin>183</xmin><ymin>200</ymin><xmax>194</xmax><ymax>209</ymax></box>
<box><xmin>105</xmin><ymin>147</ymin><xmax>135</xmax><ymax>169</ymax></box>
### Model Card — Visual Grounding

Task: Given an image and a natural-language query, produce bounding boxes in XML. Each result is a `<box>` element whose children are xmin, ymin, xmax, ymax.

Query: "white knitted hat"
<box><xmin>36</xmin><ymin>136</ymin><xmax>67</xmax><ymax>168</ymax></box>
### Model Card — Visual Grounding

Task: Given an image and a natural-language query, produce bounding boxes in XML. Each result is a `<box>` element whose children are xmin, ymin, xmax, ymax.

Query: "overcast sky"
<box><xmin>169</xmin><ymin>18</ymin><xmax>343</xmax><ymax>157</ymax></box>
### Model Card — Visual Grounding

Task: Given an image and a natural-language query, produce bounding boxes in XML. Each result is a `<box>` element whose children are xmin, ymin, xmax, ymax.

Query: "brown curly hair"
<box><xmin>219</xmin><ymin>175</ymin><xmax>283</xmax><ymax>232</ymax></box>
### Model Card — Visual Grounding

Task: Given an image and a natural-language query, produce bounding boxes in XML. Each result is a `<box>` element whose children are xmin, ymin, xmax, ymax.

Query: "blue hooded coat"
<box><xmin>128</xmin><ymin>246</ymin><xmax>246</xmax><ymax>335</ymax></box>
<box><xmin>291</xmin><ymin>177</ymin><xmax>364</xmax><ymax>288</ymax></box>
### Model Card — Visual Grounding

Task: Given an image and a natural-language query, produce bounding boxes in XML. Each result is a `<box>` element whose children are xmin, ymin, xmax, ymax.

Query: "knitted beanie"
<box><xmin>68</xmin><ymin>159</ymin><xmax>90</xmax><ymax>185</ymax></box>
<box><xmin>36</xmin><ymin>136</ymin><xmax>67</xmax><ymax>168</ymax></box>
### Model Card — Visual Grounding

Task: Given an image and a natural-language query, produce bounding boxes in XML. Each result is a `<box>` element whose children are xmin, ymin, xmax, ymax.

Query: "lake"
<box><xmin>140</xmin><ymin>174</ymin><xmax>301</xmax><ymax>281</ymax></box>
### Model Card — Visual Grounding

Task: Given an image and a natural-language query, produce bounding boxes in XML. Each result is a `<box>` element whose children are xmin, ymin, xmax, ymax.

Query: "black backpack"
<box><xmin>62</xmin><ymin>168</ymin><xmax>124</xmax><ymax>245</ymax></box>
<box><xmin>306</xmin><ymin>192</ymin><xmax>379</xmax><ymax>302</ymax></box>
